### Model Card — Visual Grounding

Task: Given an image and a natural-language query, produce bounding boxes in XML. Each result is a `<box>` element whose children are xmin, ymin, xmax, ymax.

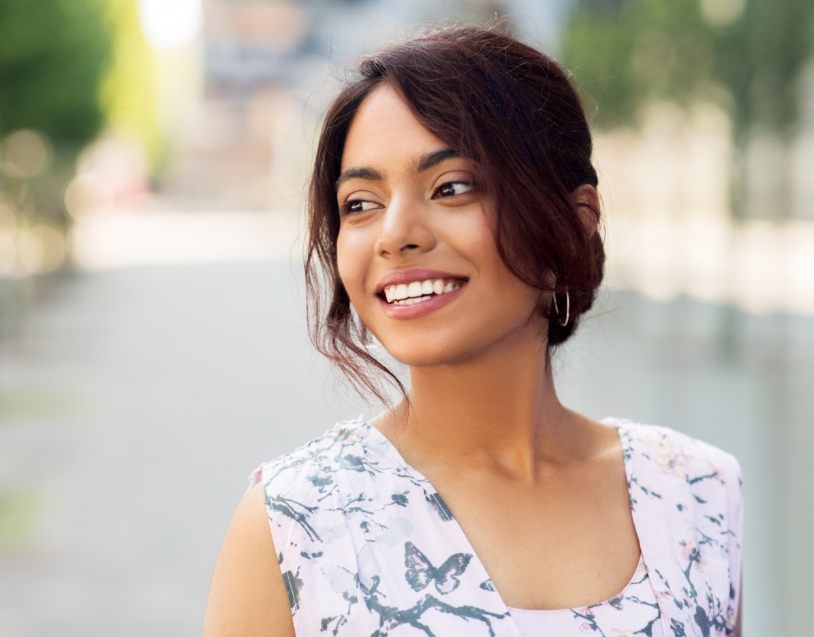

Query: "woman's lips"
<box><xmin>378</xmin><ymin>281</ymin><xmax>467</xmax><ymax>319</ymax></box>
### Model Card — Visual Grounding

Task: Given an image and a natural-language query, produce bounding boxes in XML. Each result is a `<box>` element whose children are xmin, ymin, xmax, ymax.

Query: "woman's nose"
<box><xmin>374</xmin><ymin>194</ymin><xmax>436</xmax><ymax>257</ymax></box>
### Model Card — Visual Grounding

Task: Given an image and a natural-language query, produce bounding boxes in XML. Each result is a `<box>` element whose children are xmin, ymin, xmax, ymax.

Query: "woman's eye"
<box><xmin>432</xmin><ymin>181</ymin><xmax>474</xmax><ymax>199</ymax></box>
<box><xmin>340</xmin><ymin>199</ymin><xmax>379</xmax><ymax>215</ymax></box>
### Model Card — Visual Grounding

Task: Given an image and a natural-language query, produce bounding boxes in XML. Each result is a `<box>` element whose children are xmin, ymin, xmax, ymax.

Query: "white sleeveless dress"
<box><xmin>248</xmin><ymin>416</ymin><xmax>743</xmax><ymax>636</ymax></box>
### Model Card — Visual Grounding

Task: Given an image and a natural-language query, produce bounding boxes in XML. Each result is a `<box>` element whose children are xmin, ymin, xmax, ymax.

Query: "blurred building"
<box><xmin>159</xmin><ymin>0</ymin><xmax>309</xmax><ymax>208</ymax></box>
<box><xmin>160</xmin><ymin>0</ymin><xmax>573</xmax><ymax>209</ymax></box>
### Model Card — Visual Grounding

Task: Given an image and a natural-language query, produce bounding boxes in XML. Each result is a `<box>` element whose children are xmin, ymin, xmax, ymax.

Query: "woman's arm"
<box><xmin>203</xmin><ymin>482</ymin><xmax>295</xmax><ymax>637</ymax></box>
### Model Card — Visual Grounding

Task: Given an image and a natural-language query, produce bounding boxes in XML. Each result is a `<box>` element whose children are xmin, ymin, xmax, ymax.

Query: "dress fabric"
<box><xmin>248</xmin><ymin>416</ymin><xmax>743</xmax><ymax>637</ymax></box>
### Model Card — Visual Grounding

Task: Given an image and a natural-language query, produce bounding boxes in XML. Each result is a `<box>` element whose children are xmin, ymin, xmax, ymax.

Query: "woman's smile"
<box><xmin>379</xmin><ymin>278</ymin><xmax>468</xmax><ymax>319</ymax></box>
<box><xmin>375</xmin><ymin>267</ymin><xmax>469</xmax><ymax>318</ymax></box>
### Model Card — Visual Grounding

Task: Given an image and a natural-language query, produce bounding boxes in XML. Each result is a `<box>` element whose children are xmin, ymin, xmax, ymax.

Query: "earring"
<box><xmin>552</xmin><ymin>289</ymin><xmax>570</xmax><ymax>327</ymax></box>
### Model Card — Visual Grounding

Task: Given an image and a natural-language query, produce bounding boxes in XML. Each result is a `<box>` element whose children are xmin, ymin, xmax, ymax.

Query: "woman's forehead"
<box><xmin>340</xmin><ymin>85</ymin><xmax>448</xmax><ymax>171</ymax></box>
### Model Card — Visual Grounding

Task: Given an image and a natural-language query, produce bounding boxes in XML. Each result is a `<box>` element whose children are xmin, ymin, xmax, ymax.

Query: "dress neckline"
<box><xmin>360</xmin><ymin>416</ymin><xmax>644</xmax><ymax>615</ymax></box>
<box><xmin>505</xmin><ymin>552</ymin><xmax>646</xmax><ymax>615</ymax></box>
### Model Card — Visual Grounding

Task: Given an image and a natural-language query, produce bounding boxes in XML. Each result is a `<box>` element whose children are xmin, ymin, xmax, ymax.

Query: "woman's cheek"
<box><xmin>336</xmin><ymin>229</ymin><xmax>371</xmax><ymax>305</ymax></box>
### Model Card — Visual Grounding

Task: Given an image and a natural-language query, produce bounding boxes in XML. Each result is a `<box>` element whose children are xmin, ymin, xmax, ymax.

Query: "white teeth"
<box><xmin>393</xmin><ymin>295</ymin><xmax>433</xmax><ymax>305</ymax></box>
<box><xmin>394</xmin><ymin>296</ymin><xmax>429</xmax><ymax>305</ymax></box>
<box><xmin>383</xmin><ymin>278</ymin><xmax>466</xmax><ymax>304</ymax></box>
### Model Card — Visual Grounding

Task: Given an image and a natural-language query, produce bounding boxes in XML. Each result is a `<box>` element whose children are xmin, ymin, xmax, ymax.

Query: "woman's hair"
<box><xmin>305</xmin><ymin>23</ymin><xmax>605</xmax><ymax>403</ymax></box>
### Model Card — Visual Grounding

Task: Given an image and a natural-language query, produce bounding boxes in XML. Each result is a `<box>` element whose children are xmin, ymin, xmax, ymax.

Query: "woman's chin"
<box><xmin>382</xmin><ymin>342</ymin><xmax>474</xmax><ymax>369</ymax></box>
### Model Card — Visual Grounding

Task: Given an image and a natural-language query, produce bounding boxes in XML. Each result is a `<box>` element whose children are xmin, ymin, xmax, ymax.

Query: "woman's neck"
<box><xmin>376</xmin><ymin>329</ymin><xmax>593</xmax><ymax>482</ymax></box>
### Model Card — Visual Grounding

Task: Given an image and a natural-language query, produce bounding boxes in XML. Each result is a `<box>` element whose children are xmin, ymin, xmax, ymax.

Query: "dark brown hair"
<box><xmin>305</xmin><ymin>23</ymin><xmax>605</xmax><ymax>403</ymax></box>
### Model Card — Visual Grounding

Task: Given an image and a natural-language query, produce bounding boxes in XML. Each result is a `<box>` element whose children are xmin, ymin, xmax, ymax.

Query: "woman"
<box><xmin>204</xmin><ymin>24</ymin><xmax>743</xmax><ymax>637</ymax></box>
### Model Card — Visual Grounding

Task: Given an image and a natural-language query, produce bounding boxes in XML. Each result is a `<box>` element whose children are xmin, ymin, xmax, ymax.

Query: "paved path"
<box><xmin>0</xmin><ymin>255</ymin><xmax>370</xmax><ymax>636</ymax></box>
<box><xmin>0</xmin><ymin>223</ymin><xmax>811</xmax><ymax>634</ymax></box>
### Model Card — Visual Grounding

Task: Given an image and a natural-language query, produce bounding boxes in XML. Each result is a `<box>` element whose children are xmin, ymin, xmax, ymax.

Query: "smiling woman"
<box><xmin>335</xmin><ymin>86</ymin><xmax>557</xmax><ymax>369</ymax></box>
<box><xmin>307</xmin><ymin>28</ymin><xmax>605</xmax><ymax>401</ymax></box>
<box><xmin>203</xmin><ymin>24</ymin><xmax>743</xmax><ymax>637</ymax></box>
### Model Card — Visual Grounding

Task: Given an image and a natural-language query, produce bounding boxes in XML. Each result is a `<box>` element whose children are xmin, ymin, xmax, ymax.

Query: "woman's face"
<box><xmin>335</xmin><ymin>85</ymin><xmax>547</xmax><ymax>367</ymax></box>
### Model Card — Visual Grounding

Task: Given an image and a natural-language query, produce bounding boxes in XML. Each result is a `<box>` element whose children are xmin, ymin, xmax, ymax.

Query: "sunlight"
<box><xmin>138</xmin><ymin>0</ymin><xmax>201</xmax><ymax>50</ymax></box>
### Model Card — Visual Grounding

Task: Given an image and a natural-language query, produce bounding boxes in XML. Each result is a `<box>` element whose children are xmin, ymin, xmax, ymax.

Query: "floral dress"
<box><xmin>248</xmin><ymin>416</ymin><xmax>743</xmax><ymax>637</ymax></box>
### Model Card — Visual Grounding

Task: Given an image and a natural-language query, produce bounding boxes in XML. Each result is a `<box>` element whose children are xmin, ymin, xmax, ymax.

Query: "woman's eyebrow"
<box><xmin>335</xmin><ymin>167</ymin><xmax>383</xmax><ymax>191</ymax></box>
<box><xmin>415</xmin><ymin>147</ymin><xmax>458</xmax><ymax>172</ymax></box>
<box><xmin>335</xmin><ymin>148</ymin><xmax>460</xmax><ymax>191</ymax></box>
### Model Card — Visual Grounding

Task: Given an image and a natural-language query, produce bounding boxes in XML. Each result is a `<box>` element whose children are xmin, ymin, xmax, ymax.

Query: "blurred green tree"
<box><xmin>0</xmin><ymin>0</ymin><xmax>158</xmax><ymax>283</ymax></box>
<box><xmin>562</xmin><ymin>0</ymin><xmax>814</xmax><ymax>219</ymax></box>
<box><xmin>0</xmin><ymin>0</ymin><xmax>113</xmax><ymax>151</ymax></box>
<box><xmin>0</xmin><ymin>0</ymin><xmax>114</xmax><ymax>230</ymax></box>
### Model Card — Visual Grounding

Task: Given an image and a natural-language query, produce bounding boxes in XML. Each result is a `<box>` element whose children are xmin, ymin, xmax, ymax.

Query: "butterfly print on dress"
<box><xmin>403</xmin><ymin>541</ymin><xmax>473</xmax><ymax>595</ymax></box>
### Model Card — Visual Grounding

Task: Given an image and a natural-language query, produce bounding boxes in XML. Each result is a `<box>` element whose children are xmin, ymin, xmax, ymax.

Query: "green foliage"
<box><xmin>563</xmin><ymin>0</ymin><xmax>814</xmax><ymax>136</ymax></box>
<box><xmin>563</xmin><ymin>0</ymin><xmax>814</xmax><ymax>219</ymax></box>
<box><xmin>0</xmin><ymin>0</ymin><xmax>114</xmax><ymax>145</ymax></box>
<box><xmin>0</xmin><ymin>0</ymin><xmax>160</xmax><ymax>261</ymax></box>
<box><xmin>711</xmin><ymin>0</ymin><xmax>813</xmax><ymax>138</ymax></box>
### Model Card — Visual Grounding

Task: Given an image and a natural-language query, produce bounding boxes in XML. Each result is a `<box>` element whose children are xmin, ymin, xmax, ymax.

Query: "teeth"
<box><xmin>393</xmin><ymin>296</ymin><xmax>432</xmax><ymax>305</ymax></box>
<box><xmin>383</xmin><ymin>278</ymin><xmax>465</xmax><ymax>303</ymax></box>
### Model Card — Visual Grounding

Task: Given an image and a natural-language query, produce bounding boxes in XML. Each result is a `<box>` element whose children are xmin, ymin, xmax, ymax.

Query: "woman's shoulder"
<box><xmin>605</xmin><ymin>415</ymin><xmax>742</xmax><ymax>486</ymax></box>
<box><xmin>604</xmin><ymin>417</ymin><xmax>744</xmax><ymax>634</ymax></box>
<box><xmin>246</xmin><ymin>415</ymin><xmax>386</xmax><ymax>500</ymax></box>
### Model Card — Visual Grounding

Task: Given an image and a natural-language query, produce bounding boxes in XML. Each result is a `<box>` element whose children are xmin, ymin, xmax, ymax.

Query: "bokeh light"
<box><xmin>0</xmin><ymin>130</ymin><xmax>54</xmax><ymax>180</ymax></box>
<box><xmin>138</xmin><ymin>0</ymin><xmax>202</xmax><ymax>50</ymax></box>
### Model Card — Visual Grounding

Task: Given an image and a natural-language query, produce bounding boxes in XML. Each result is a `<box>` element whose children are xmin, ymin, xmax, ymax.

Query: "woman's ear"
<box><xmin>570</xmin><ymin>184</ymin><xmax>600</xmax><ymax>239</ymax></box>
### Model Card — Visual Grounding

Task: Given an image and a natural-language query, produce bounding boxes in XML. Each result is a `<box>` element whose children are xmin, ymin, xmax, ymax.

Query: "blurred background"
<box><xmin>0</xmin><ymin>0</ymin><xmax>811</xmax><ymax>634</ymax></box>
